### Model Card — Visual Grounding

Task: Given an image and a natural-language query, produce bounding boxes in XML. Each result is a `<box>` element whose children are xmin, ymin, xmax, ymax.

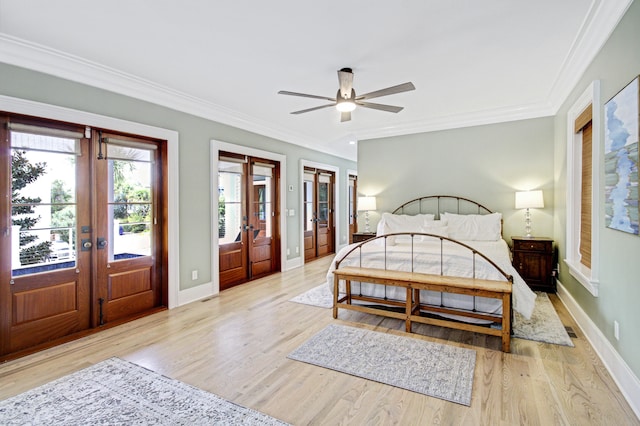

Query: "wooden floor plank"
<box><xmin>0</xmin><ymin>256</ymin><xmax>637</xmax><ymax>425</ymax></box>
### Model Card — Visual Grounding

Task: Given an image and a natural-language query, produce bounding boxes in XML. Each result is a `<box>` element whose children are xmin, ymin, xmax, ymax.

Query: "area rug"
<box><xmin>288</xmin><ymin>324</ymin><xmax>476</xmax><ymax>406</ymax></box>
<box><xmin>291</xmin><ymin>285</ymin><xmax>574</xmax><ymax>346</ymax></box>
<box><xmin>512</xmin><ymin>291</ymin><xmax>574</xmax><ymax>347</ymax></box>
<box><xmin>0</xmin><ymin>357</ymin><xmax>288</xmax><ymax>425</ymax></box>
<box><xmin>289</xmin><ymin>282</ymin><xmax>338</xmax><ymax>308</ymax></box>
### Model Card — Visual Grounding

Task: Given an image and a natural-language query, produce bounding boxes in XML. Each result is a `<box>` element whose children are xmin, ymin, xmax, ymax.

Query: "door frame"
<box><xmin>299</xmin><ymin>160</ymin><xmax>341</xmax><ymax>262</ymax></box>
<box><xmin>211</xmin><ymin>140</ymin><xmax>287</xmax><ymax>294</ymax></box>
<box><xmin>0</xmin><ymin>94</ymin><xmax>181</xmax><ymax>308</ymax></box>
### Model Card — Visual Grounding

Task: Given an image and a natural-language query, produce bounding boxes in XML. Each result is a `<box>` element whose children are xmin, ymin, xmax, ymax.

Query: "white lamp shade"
<box><xmin>515</xmin><ymin>190</ymin><xmax>544</xmax><ymax>209</ymax></box>
<box><xmin>358</xmin><ymin>196</ymin><xmax>377</xmax><ymax>211</ymax></box>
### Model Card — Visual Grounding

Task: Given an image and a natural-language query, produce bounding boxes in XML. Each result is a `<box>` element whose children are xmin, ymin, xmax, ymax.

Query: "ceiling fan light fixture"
<box><xmin>336</xmin><ymin>99</ymin><xmax>356</xmax><ymax>112</ymax></box>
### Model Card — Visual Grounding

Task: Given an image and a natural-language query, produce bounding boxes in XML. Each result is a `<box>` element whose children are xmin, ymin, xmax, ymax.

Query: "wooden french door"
<box><xmin>93</xmin><ymin>131</ymin><xmax>165</xmax><ymax>324</ymax></box>
<box><xmin>218</xmin><ymin>152</ymin><xmax>280</xmax><ymax>290</ymax></box>
<box><xmin>348</xmin><ymin>174</ymin><xmax>358</xmax><ymax>243</ymax></box>
<box><xmin>0</xmin><ymin>114</ymin><xmax>167</xmax><ymax>357</ymax></box>
<box><xmin>304</xmin><ymin>168</ymin><xmax>335</xmax><ymax>262</ymax></box>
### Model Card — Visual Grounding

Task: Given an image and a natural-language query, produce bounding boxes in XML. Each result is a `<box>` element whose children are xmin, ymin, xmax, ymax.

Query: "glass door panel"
<box><xmin>11</xmin><ymin>141</ymin><xmax>78</xmax><ymax>275</ymax></box>
<box><xmin>251</xmin><ymin>163</ymin><xmax>273</xmax><ymax>239</ymax></box>
<box><xmin>107</xmin><ymin>151</ymin><xmax>153</xmax><ymax>261</ymax></box>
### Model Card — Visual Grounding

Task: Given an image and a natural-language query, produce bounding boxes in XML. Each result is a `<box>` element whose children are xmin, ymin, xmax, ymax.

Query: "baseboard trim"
<box><xmin>285</xmin><ymin>256</ymin><xmax>303</xmax><ymax>271</ymax></box>
<box><xmin>178</xmin><ymin>281</ymin><xmax>217</xmax><ymax>306</ymax></box>
<box><xmin>556</xmin><ymin>280</ymin><xmax>640</xmax><ymax>419</ymax></box>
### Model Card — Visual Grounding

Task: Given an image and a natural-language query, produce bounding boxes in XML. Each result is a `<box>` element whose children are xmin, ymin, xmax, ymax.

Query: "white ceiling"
<box><xmin>0</xmin><ymin>1</ymin><xmax>631</xmax><ymax>161</ymax></box>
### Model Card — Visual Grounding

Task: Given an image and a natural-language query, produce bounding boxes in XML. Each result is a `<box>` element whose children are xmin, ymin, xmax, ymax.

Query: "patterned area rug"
<box><xmin>0</xmin><ymin>357</ymin><xmax>288</xmax><ymax>425</ymax></box>
<box><xmin>290</xmin><ymin>285</ymin><xmax>574</xmax><ymax>346</ymax></box>
<box><xmin>288</xmin><ymin>324</ymin><xmax>476</xmax><ymax>406</ymax></box>
<box><xmin>512</xmin><ymin>292</ymin><xmax>574</xmax><ymax>346</ymax></box>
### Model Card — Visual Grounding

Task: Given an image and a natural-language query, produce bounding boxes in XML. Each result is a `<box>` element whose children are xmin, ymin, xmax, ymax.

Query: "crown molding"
<box><xmin>355</xmin><ymin>101</ymin><xmax>555</xmax><ymax>141</ymax></box>
<box><xmin>546</xmin><ymin>0</ymin><xmax>633</xmax><ymax>112</ymax></box>
<box><xmin>0</xmin><ymin>33</ymin><xmax>333</xmax><ymax>155</ymax></box>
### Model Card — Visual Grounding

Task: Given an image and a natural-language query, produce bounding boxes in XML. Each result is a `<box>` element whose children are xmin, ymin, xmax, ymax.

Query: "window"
<box><xmin>565</xmin><ymin>81</ymin><xmax>600</xmax><ymax>296</ymax></box>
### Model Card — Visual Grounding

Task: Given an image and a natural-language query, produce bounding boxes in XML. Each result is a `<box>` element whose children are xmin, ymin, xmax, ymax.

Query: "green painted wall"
<box><xmin>0</xmin><ymin>63</ymin><xmax>356</xmax><ymax>290</ymax></box>
<box><xmin>553</xmin><ymin>1</ymin><xmax>640</xmax><ymax>377</ymax></box>
<box><xmin>358</xmin><ymin>116</ymin><xmax>555</xmax><ymax>240</ymax></box>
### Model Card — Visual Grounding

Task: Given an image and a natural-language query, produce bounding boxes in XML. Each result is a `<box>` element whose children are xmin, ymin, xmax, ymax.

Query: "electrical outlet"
<box><xmin>191</xmin><ymin>270</ymin><xmax>198</xmax><ymax>280</ymax></box>
<box><xmin>287</xmin><ymin>248</ymin><xmax>290</xmax><ymax>256</ymax></box>
<box><xmin>614</xmin><ymin>320</ymin><xmax>620</xmax><ymax>340</ymax></box>
<box><xmin>557</xmin><ymin>263</ymin><xmax>560</xmax><ymax>274</ymax></box>
<box><xmin>295</xmin><ymin>246</ymin><xmax>299</xmax><ymax>254</ymax></box>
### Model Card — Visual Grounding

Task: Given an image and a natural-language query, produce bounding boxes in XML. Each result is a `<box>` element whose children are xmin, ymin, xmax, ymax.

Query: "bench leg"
<box><xmin>502</xmin><ymin>293</ymin><xmax>511</xmax><ymax>352</ymax></box>
<box><xmin>333</xmin><ymin>275</ymin><xmax>339</xmax><ymax>319</ymax></box>
<box><xmin>405</xmin><ymin>287</ymin><xmax>412</xmax><ymax>333</ymax></box>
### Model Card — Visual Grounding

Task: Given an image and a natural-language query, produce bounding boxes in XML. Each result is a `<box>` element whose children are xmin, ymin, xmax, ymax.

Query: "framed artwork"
<box><xmin>604</xmin><ymin>76</ymin><xmax>639</xmax><ymax>234</ymax></box>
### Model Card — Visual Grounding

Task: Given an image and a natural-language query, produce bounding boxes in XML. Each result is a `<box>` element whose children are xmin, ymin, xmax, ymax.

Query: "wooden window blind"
<box><xmin>576</xmin><ymin>105</ymin><xmax>592</xmax><ymax>269</ymax></box>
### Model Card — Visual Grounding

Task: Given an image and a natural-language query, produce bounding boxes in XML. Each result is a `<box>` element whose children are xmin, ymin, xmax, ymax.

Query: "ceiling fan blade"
<box><xmin>356</xmin><ymin>101</ymin><xmax>404</xmax><ymax>113</ymax></box>
<box><xmin>290</xmin><ymin>104</ymin><xmax>335</xmax><ymax>114</ymax></box>
<box><xmin>278</xmin><ymin>90</ymin><xmax>336</xmax><ymax>102</ymax></box>
<box><xmin>337</xmin><ymin>68</ymin><xmax>354</xmax><ymax>99</ymax></box>
<box><xmin>340</xmin><ymin>111</ymin><xmax>351</xmax><ymax>122</ymax></box>
<box><xmin>356</xmin><ymin>82</ymin><xmax>415</xmax><ymax>100</ymax></box>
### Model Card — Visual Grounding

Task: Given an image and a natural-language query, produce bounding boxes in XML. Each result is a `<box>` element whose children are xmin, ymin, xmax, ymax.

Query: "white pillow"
<box><xmin>442</xmin><ymin>212</ymin><xmax>502</xmax><ymax>241</ymax></box>
<box><xmin>377</xmin><ymin>212</ymin><xmax>435</xmax><ymax>245</ymax></box>
<box><xmin>420</xmin><ymin>220</ymin><xmax>449</xmax><ymax>238</ymax></box>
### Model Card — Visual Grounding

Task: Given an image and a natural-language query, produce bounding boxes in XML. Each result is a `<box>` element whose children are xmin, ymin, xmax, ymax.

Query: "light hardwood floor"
<box><xmin>0</xmin><ymin>256</ymin><xmax>638</xmax><ymax>425</ymax></box>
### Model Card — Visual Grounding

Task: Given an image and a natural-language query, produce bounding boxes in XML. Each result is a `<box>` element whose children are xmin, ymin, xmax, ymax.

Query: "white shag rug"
<box><xmin>0</xmin><ymin>357</ymin><xmax>288</xmax><ymax>425</ymax></box>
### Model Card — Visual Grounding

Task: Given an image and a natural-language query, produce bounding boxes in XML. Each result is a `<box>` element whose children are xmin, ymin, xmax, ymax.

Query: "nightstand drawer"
<box><xmin>352</xmin><ymin>232</ymin><xmax>376</xmax><ymax>243</ymax></box>
<box><xmin>513</xmin><ymin>239</ymin><xmax>551</xmax><ymax>252</ymax></box>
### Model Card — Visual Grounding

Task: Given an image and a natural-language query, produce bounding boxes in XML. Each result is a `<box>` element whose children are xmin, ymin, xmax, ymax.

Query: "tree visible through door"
<box><xmin>0</xmin><ymin>115</ymin><xmax>167</xmax><ymax>357</ymax></box>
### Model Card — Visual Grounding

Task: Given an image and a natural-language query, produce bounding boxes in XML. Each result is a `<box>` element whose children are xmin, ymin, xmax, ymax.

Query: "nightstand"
<box><xmin>511</xmin><ymin>236</ymin><xmax>555</xmax><ymax>292</ymax></box>
<box><xmin>352</xmin><ymin>232</ymin><xmax>376</xmax><ymax>243</ymax></box>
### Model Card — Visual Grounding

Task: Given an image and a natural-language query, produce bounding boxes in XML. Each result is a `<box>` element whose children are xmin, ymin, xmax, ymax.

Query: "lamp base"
<box><xmin>524</xmin><ymin>208</ymin><xmax>532</xmax><ymax>237</ymax></box>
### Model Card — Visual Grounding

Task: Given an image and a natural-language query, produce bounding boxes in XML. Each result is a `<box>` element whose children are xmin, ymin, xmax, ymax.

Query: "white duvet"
<box><xmin>327</xmin><ymin>237</ymin><xmax>536</xmax><ymax>322</ymax></box>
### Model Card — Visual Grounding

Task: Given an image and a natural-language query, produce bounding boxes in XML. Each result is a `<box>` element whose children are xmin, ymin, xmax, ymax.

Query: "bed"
<box><xmin>327</xmin><ymin>195</ymin><xmax>537</xmax><ymax>350</ymax></box>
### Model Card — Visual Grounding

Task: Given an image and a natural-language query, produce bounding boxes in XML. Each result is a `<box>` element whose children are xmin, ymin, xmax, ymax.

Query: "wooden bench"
<box><xmin>332</xmin><ymin>266</ymin><xmax>513</xmax><ymax>352</ymax></box>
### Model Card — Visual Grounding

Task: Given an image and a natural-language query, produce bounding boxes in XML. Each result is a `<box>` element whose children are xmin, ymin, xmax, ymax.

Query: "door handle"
<box><xmin>81</xmin><ymin>238</ymin><xmax>92</xmax><ymax>251</ymax></box>
<box><xmin>97</xmin><ymin>238</ymin><xmax>108</xmax><ymax>249</ymax></box>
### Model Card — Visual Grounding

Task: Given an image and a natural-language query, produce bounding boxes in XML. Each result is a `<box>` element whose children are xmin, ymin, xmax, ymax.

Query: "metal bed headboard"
<box><xmin>392</xmin><ymin>195</ymin><xmax>493</xmax><ymax>219</ymax></box>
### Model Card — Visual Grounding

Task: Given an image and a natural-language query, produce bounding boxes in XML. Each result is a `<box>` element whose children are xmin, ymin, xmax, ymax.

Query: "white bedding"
<box><xmin>327</xmin><ymin>237</ymin><xmax>536</xmax><ymax>322</ymax></box>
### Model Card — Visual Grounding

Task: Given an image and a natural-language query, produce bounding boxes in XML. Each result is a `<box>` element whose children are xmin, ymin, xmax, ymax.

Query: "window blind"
<box><xmin>576</xmin><ymin>105</ymin><xmax>592</xmax><ymax>269</ymax></box>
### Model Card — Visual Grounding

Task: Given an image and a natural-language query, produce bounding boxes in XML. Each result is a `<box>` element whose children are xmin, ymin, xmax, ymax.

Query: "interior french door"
<box><xmin>218</xmin><ymin>152</ymin><xmax>280</xmax><ymax>290</ymax></box>
<box><xmin>348</xmin><ymin>174</ymin><xmax>357</xmax><ymax>243</ymax></box>
<box><xmin>0</xmin><ymin>114</ymin><xmax>166</xmax><ymax>357</ymax></box>
<box><xmin>304</xmin><ymin>168</ymin><xmax>335</xmax><ymax>262</ymax></box>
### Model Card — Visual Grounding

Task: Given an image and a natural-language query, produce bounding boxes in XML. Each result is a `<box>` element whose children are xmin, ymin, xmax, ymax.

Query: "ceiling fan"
<box><xmin>278</xmin><ymin>68</ymin><xmax>415</xmax><ymax>122</ymax></box>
